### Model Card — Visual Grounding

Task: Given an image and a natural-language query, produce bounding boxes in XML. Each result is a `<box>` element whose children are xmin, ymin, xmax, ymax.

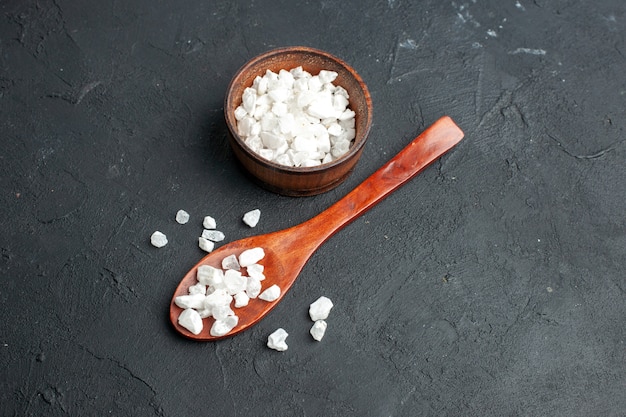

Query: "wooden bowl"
<box><xmin>224</xmin><ymin>46</ymin><xmax>373</xmax><ymax>196</ymax></box>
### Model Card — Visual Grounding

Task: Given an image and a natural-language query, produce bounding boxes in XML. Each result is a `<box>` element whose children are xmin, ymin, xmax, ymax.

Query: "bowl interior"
<box><xmin>225</xmin><ymin>47</ymin><xmax>372</xmax><ymax>173</ymax></box>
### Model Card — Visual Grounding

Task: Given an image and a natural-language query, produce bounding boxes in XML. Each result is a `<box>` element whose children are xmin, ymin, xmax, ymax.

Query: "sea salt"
<box><xmin>235</xmin><ymin>67</ymin><xmax>356</xmax><ymax>167</ymax></box>
<box><xmin>267</xmin><ymin>328</ymin><xmax>289</xmax><ymax>351</ymax></box>
<box><xmin>245</xmin><ymin>276</ymin><xmax>262</xmax><ymax>299</ymax></box>
<box><xmin>243</xmin><ymin>209</ymin><xmax>261</xmax><ymax>227</ymax></box>
<box><xmin>202</xmin><ymin>229</ymin><xmax>225</xmax><ymax>242</ymax></box>
<box><xmin>246</xmin><ymin>263</ymin><xmax>265</xmax><ymax>281</ymax></box>
<box><xmin>150</xmin><ymin>231</ymin><xmax>168</xmax><ymax>248</ymax></box>
<box><xmin>210</xmin><ymin>315</ymin><xmax>239</xmax><ymax>337</ymax></box>
<box><xmin>310</xmin><ymin>320</ymin><xmax>327</xmax><ymax>341</ymax></box>
<box><xmin>224</xmin><ymin>269</ymin><xmax>247</xmax><ymax>295</ymax></box>
<box><xmin>198</xmin><ymin>237</ymin><xmax>215</xmax><ymax>253</ymax></box>
<box><xmin>239</xmin><ymin>247</ymin><xmax>265</xmax><ymax>267</ymax></box>
<box><xmin>259</xmin><ymin>284</ymin><xmax>280</xmax><ymax>302</ymax></box>
<box><xmin>203</xmin><ymin>215</ymin><xmax>217</xmax><ymax>229</ymax></box>
<box><xmin>309</xmin><ymin>296</ymin><xmax>333</xmax><ymax>321</ymax></box>
<box><xmin>175</xmin><ymin>293</ymin><xmax>206</xmax><ymax>310</ymax></box>
<box><xmin>176</xmin><ymin>210</ymin><xmax>190</xmax><ymax>224</ymax></box>
<box><xmin>188</xmin><ymin>283</ymin><xmax>207</xmax><ymax>295</ymax></box>
<box><xmin>176</xmin><ymin>248</ymin><xmax>273</xmax><ymax>337</ymax></box>
<box><xmin>234</xmin><ymin>291</ymin><xmax>250</xmax><ymax>308</ymax></box>
<box><xmin>222</xmin><ymin>254</ymin><xmax>241</xmax><ymax>270</ymax></box>
<box><xmin>178</xmin><ymin>308</ymin><xmax>203</xmax><ymax>335</ymax></box>
<box><xmin>197</xmin><ymin>265</ymin><xmax>224</xmax><ymax>286</ymax></box>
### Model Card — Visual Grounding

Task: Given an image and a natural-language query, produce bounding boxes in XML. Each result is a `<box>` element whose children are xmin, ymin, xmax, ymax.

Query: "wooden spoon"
<box><xmin>169</xmin><ymin>116</ymin><xmax>464</xmax><ymax>340</ymax></box>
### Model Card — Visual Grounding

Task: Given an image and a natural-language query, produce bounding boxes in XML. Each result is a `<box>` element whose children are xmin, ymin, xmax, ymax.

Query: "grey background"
<box><xmin>1</xmin><ymin>0</ymin><xmax>625</xmax><ymax>415</ymax></box>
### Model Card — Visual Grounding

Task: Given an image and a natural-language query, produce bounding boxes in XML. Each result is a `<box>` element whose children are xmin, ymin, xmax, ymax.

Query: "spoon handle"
<box><xmin>303</xmin><ymin>116</ymin><xmax>464</xmax><ymax>243</ymax></box>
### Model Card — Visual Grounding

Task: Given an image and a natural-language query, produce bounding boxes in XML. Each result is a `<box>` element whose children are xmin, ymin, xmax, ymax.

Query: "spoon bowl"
<box><xmin>170</xmin><ymin>116</ymin><xmax>464</xmax><ymax>340</ymax></box>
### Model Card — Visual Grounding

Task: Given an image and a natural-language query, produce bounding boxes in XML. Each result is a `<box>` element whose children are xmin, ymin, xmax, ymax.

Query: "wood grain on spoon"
<box><xmin>170</xmin><ymin>116</ymin><xmax>464</xmax><ymax>341</ymax></box>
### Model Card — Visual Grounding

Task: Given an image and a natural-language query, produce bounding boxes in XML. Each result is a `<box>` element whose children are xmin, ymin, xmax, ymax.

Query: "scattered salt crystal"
<box><xmin>198</xmin><ymin>237</ymin><xmax>215</xmax><ymax>253</ymax></box>
<box><xmin>176</xmin><ymin>210</ymin><xmax>190</xmax><ymax>224</ymax></box>
<box><xmin>202</xmin><ymin>229</ymin><xmax>225</xmax><ymax>242</ymax></box>
<box><xmin>210</xmin><ymin>315</ymin><xmax>239</xmax><ymax>337</ymax></box>
<box><xmin>203</xmin><ymin>216</ymin><xmax>217</xmax><ymax>229</ymax></box>
<box><xmin>309</xmin><ymin>296</ymin><xmax>333</xmax><ymax>321</ymax></box>
<box><xmin>150</xmin><ymin>231</ymin><xmax>168</xmax><ymax>248</ymax></box>
<box><xmin>175</xmin><ymin>293</ymin><xmax>206</xmax><ymax>310</ymax></box>
<box><xmin>259</xmin><ymin>284</ymin><xmax>281</xmax><ymax>302</ymax></box>
<box><xmin>310</xmin><ymin>320</ymin><xmax>327</xmax><ymax>341</ymax></box>
<box><xmin>246</xmin><ymin>263</ymin><xmax>265</xmax><ymax>280</ymax></box>
<box><xmin>222</xmin><ymin>254</ymin><xmax>240</xmax><ymax>270</ymax></box>
<box><xmin>197</xmin><ymin>265</ymin><xmax>224</xmax><ymax>286</ymax></box>
<box><xmin>178</xmin><ymin>309</ymin><xmax>203</xmax><ymax>335</ymax></box>
<box><xmin>239</xmin><ymin>247</ymin><xmax>265</xmax><ymax>267</ymax></box>
<box><xmin>243</xmin><ymin>209</ymin><xmax>261</xmax><ymax>227</ymax></box>
<box><xmin>234</xmin><ymin>292</ymin><xmax>250</xmax><ymax>308</ymax></box>
<box><xmin>267</xmin><ymin>328</ymin><xmax>289</xmax><ymax>351</ymax></box>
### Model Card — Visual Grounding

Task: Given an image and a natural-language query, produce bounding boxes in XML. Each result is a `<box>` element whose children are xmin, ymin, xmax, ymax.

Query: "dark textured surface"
<box><xmin>1</xmin><ymin>0</ymin><xmax>625</xmax><ymax>416</ymax></box>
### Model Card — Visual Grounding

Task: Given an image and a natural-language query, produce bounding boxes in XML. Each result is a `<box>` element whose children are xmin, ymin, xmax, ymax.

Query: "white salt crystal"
<box><xmin>309</xmin><ymin>296</ymin><xmax>334</xmax><ymax>321</ymax></box>
<box><xmin>310</xmin><ymin>320</ymin><xmax>327</xmax><ymax>341</ymax></box>
<box><xmin>202</xmin><ymin>229</ymin><xmax>225</xmax><ymax>242</ymax></box>
<box><xmin>197</xmin><ymin>265</ymin><xmax>224</xmax><ymax>286</ymax></box>
<box><xmin>260</xmin><ymin>131</ymin><xmax>286</xmax><ymax>150</ymax></box>
<box><xmin>174</xmin><ymin>293</ymin><xmax>206</xmax><ymax>310</ymax></box>
<box><xmin>327</xmin><ymin>122</ymin><xmax>343</xmax><ymax>137</ymax></box>
<box><xmin>188</xmin><ymin>283</ymin><xmax>207</xmax><ymax>295</ymax></box>
<box><xmin>198</xmin><ymin>237</ymin><xmax>214</xmax><ymax>253</ymax></box>
<box><xmin>176</xmin><ymin>210</ymin><xmax>190</xmax><ymax>224</ymax></box>
<box><xmin>234</xmin><ymin>291</ymin><xmax>250</xmax><ymax>308</ymax></box>
<box><xmin>246</xmin><ymin>264</ymin><xmax>265</xmax><ymax>280</ymax></box>
<box><xmin>197</xmin><ymin>308</ymin><xmax>212</xmax><ymax>319</ymax></box>
<box><xmin>211</xmin><ymin>304</ymin><xmax>234</xmax><ymax>320</ymax></box>
<box><xmin>178</xmin><ymin>309</ymin><xmax>203</xmax><ymax>335</ymax></box>
<box><xmin>243</xmin><ymin>209</ymin><xmax>261</xmax><ymax>227</ymax></box>
<box><xmin>210</xmin><ymin>315</ymin><xmax>239</xmax><ymax>337</ymax></box>
<box><xmin>204</xmin><ymin>289</ymin><xmax>232</xmax><ymax>309</ymax></box>
<box><xmin>267</xmin><ymin>328</ymin><xmax>289</xmax><ymax>351</ymax></box>
<box><xmin>239</xmin><ymin>247</ymin><xmax>265</xmax><ymax>267</ymax></box>
<box><xmin>259</xmin><ymin>148</ymin><xmax>274</xmax><ymax>161</ymax></box>
<box><xmin>203</xmin><ymin>215</ymin><xmax>217</xmax><ymax>229</ymax></box>
<box><xmin>259</xmin><ymin>284</ymin><xmax>280</xmax><ymax>302</ymax></box>
<box><xmin>224</xmin><ymin>269</ymin><xmax>247</xmax><ymax>295</ymax></box>
<box><xmin>245</xmin><ymin>276</ymin><xmax>262</xmax><ymax>299</ymax></box>
<box><xmin>318</xmin><ymin>70</ymin><xmax>338</xmax><ymax>84</ymax></box>
<box><xmin>242</xmin><ymin>88</ymin><xmax>257</xmax><ymax>114</ymax></box>
<box><xmin>150</xmin><ymin>231</ymin><xmax>168</xmax><ymax>248</ymax></box>
<box><xmin>234</xmin><ymin>106</ymin><xmax>247</xmax><ymax>120</ymax></box>
<box><xmin>222</xmin><ymin>254</ymin><xmax>240</xmax><ymax>270</ymax></box>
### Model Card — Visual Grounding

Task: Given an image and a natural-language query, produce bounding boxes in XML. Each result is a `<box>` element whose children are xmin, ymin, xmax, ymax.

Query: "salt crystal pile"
<box><xmin>234</xmin><ymin>67</ymin><xmax>356</xmax><ymax>167</ymax></box>
<box><xmin>243</xmin><ymin>209</ymin><xmax>260</xmax><ymax>227</ymax></box>
<box><xmin>175</xmin><ymin>248</ymin><xmax>280</xmax><ymax>337</ymax></box>
<box><xmin>150</xmin><ymin>231</ymin><xmax>168</xmax><ymax>248</ymax></box>
<box><xmin>176</xmin><ymin>210</ymin><xmax>190</xmax><ymax>224</ymax></box>
<box><xmin>267</xmin><ymin>328</ymin><xmax>289</xmax><ymax>351</ymax></box>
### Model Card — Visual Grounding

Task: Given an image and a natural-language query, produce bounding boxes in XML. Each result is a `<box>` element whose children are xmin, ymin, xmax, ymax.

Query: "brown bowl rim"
<box><xmin>224</xmin><ymin>46</ymin><xmax>373</xmax><ymax>175</ymax></box>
